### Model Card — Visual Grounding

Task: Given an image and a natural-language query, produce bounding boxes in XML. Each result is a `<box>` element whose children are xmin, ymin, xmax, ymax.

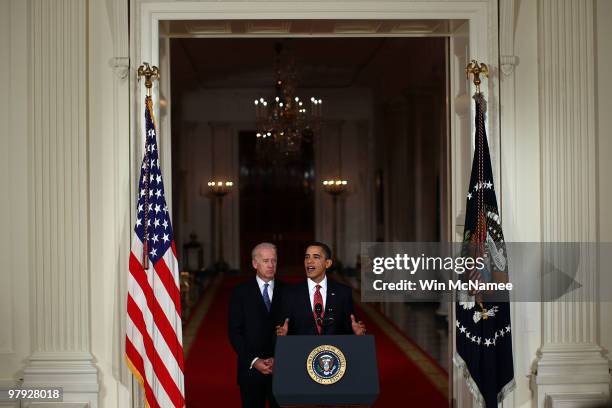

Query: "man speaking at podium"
<box><xmin>277</xmin><ymin>242</ymin><xmax>366</xmax><ymax>336</ymax></box>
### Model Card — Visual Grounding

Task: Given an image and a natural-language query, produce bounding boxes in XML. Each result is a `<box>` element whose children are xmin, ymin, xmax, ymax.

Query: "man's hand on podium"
<box><xmin>276</xmin><ymin>318</ymin><xmax>289</xmax><ymax>337</ymax></box>
<box><xmin>254</xmin><ymin>358</ymin><xmax>274</xmax><ymax>375</ymax></box>
<box><xmin>351</xmin><ymin>314</ymin><xmax>366</xmax><ymax>336</ymax></box>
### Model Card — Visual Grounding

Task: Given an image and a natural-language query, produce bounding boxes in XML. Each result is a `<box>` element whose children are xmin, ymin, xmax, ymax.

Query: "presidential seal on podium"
<box><xmin>306</xmin><ymin>345</ymin><xmax>347</xmax><ymax>385</ymax></box>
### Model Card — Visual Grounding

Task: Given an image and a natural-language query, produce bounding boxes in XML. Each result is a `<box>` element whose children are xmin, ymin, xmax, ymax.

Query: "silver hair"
<box><xmin>251</xmin><ymin>242</ymin><xmax>277</xmax><ymax>260</ymax></box>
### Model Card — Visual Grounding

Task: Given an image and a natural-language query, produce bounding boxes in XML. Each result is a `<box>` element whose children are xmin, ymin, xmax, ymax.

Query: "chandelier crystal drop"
<box><xmin>254</xmin><ymin>43</ymin><xmax>322</xmax><ymax>159</ymax></box>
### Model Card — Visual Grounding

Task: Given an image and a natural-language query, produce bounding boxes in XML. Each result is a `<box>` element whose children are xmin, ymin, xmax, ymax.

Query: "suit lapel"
<box><xmin>325</xmin><ymin>280</ymin><xmax>337</xmax><ymax>315</ymax></box>
<box><xmin>323</xmin><ymin>280</ymin><xmax>338</xmax><ymax>335</ymax></box>
<box><xmin>300</xmin><ymin>281</ymin><xmax>318</xmax><ymax>334</ymax></box>
<box><xmin>270</xmin><ymin>280</ymin><xmax>281</xmax><ymax>314</ymax></box>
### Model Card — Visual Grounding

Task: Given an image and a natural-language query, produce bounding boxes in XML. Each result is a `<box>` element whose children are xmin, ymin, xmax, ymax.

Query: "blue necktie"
<box><xmin>262</xmin><ymin>283</ymin><xmax>271</xmax><ymax>312</ymax></box>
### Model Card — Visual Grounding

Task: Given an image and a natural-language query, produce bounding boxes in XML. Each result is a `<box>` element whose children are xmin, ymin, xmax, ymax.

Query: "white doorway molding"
<box><xmin>130</xmin><ymin>1</ymin><xmax>500</xmax><ymax>407</ymax></box>
<box><xmin>131</xmin><ymin>0</ymin><xmax>498</xmax><ymax>207</ymax></box>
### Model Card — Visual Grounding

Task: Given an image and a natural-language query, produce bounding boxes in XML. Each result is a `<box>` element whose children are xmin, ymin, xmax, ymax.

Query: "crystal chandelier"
<box><xmin>254</xmin><ymin>43</ymin><xmax>322</xmax><ymax>158</ymax></box>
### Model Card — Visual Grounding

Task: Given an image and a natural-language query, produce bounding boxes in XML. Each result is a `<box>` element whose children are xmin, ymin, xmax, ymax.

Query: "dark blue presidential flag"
<box><xmin>454</xmin><ymin>93</ymin><xmax>515</xmax><ymax>407</ymax></box>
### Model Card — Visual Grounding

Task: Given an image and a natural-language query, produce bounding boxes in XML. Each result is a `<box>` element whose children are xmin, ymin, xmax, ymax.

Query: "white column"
<box><xmin>498</xmin><ymin>0</ymin><xmax>546</xmax><ymax>406</ymax></box>
<box><xmin>173</xmin><ymin>121</ymin><xmax>197</xmax><ymax>252</ymax></box>
<box><xmin>88</xmin><ymin>0</ymin><xmax>132</xmax><ymax>405</ymax></box>
<box><xmin>342</xmin><ymin>120</ymin><xmax>373</xmax><ymax>268</ymax></box>
<box><xmin>402</xmin><ymin>87</ymin><xmax>445</xmax><ymax>242</ymax></box>
<box><xmin>315</xmin><ymin>120</ymin><xmax>344</xmax><ymax>251</ymax></box>
<box><xmin>208</xmin><ymin>122</ymin><xmax>240</xmax><ymax>269</ymax></box>
<box><xmin>380</xmin><ymin>101</ymin><xmax>412</xmax><ymax>242</ymax></box>
<box><xmin>0</xmin><ymin>0</ymin><xmax>31</xmax><ymax>390</ymax></box>
<box><xmin>534</xmin><ymin>0</ymin><xmax>611</xmax><ymax>405</ymax></box>
<box><xmin>22</xmin><ymin>0</ymin><xmax>98</xmax><ymax>406</ymax></box>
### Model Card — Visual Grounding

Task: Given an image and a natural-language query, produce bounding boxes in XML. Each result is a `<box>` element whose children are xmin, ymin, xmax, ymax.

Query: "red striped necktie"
<box><xmin>313</xmin><ymin>284</ymin><xmax>324</xmax><ymax>334</ymax></box>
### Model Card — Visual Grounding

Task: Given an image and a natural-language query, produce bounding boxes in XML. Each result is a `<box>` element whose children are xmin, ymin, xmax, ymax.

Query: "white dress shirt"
<box><xmin>250</xmin><ymin>276</ymin><xmax>274</xmax><ymax>369</ymax></box>
<box><xmin>255</xmin><ymin>275</ymin><xmax>274</xmax><ymax>302</ymax></box>
<box><xmin>307</xmin><ymin>275</ymin><xmax>327</xmax><ymax>311</ymax></box>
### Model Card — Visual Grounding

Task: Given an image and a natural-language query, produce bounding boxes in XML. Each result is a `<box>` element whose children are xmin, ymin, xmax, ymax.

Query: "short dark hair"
<box><xmin>306</xmin><ymin>241</ymin><xmax>332</xmax><ymax>260</ymax></box>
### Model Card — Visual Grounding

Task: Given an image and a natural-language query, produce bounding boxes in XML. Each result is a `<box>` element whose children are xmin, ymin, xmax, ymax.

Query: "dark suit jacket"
<box><xmin>282</xmin><ymin>278</ymin><xmax>356</xmax><ymax>335</ymax></box>
<box><xmin>228</xmin><ymin>278</ymin><xmax>286</xmax><ymax>384</ymax></box>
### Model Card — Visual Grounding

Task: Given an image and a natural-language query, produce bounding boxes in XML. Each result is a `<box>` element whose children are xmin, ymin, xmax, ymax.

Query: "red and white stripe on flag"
<box><xmin>126</xmin><ymin>97</ymin><xmax>185</xmax><ymax>408</ymax></box>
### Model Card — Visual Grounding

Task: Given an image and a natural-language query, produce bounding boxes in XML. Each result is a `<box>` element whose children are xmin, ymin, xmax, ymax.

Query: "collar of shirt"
<box><xmin>255</xmin><ymin>275</ymin><xmax>274</xmax><ymax>301</ymax></box>
<box><xmin>307</xmin><ymin>275</ymin><xmax>327</xmax><ymax>309</ymax></box>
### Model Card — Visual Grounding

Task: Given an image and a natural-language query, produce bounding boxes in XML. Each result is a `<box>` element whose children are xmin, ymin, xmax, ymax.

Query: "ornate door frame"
<box><xmin>129</xmin><ymin>1</ymin><xmax>503</xmax><ymax>406</ymax></box>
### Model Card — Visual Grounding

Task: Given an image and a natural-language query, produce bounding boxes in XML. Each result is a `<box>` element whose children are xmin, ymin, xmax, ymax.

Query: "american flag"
<box><xmin>126</xmin><ymin>96</ymin><xmax>185</xmax><ymax>408</ymax></box>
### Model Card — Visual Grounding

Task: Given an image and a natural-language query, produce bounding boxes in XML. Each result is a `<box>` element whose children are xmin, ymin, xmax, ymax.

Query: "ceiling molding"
<box><xmin>183</xmin><ymin>21</ymin><xmax>232</xmax><ymax>35</ymax></box>
<box><xmin>333</xmin><ymin>21</ymin><xmax>382</xmax><ymax>34</ymax></box>
<box><xmin>245</xmin><ymin>21</ymin><xmax>292</xmax><ymax>34</ymax></box>
<box><xmin>166</xmin><ymin>19</ymin><xmax>458</xmax><ymax>37</ymax></box>
<box><xmin>390</xmin><ymin>21</ymin><xmax>442</xmax><ymax>34</ymax></box>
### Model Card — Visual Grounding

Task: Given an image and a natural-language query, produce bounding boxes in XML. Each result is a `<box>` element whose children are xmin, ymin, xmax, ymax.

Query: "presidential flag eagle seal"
<box><xmin>306</xmin><ymin>345</ymin><xmax>347</xmax><ymax>385</ymax></box>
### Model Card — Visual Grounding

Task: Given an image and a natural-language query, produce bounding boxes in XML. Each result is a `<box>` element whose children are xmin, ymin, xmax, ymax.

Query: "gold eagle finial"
<box><xmin>466</xmin><ymin>60</ymin><xmax>489</xmax><ymax>94</ymax></box>
<box><xmin>137</xmin><ymin>62</ymin><xmax>160</xmax><ymax>96</ymax></box>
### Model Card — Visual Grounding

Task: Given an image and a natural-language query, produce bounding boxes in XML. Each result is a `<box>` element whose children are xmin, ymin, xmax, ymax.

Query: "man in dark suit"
<box><xmin>228</xmin><ymin>242</ymin><xmax>285</xmax><ymax>408</ymax></box>
<box><xmin>277</xmin><ymin>242</ymin><xmax>365</xmax><ymax>336</ymax></box>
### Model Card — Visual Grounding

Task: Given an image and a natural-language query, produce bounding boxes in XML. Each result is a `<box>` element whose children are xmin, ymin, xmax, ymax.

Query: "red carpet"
<box><xmin>185</xmin><ymin>277</ymin><xmax>242</xmax><ymax>407</ymax></box>
<box><xmin>185</xmin><ymin>276</ymin><xmax>448</xmax><ymax>407</ymax></box>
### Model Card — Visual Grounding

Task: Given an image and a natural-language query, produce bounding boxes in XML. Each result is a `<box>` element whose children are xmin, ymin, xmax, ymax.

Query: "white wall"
<box><xmin>597</xmin><ymin>0</ymin><xmax>612</xmax><ymax>372</ymax></box>
<box><xmin>88</xmin><ymin>0</ymin><xmax>133</xmax><ymax>406</ymax></box>
<box><xmin>502</xmin><ymin>0</ymin><xmax>543</xmax><ymax>406</ymax></box>
<box><xmin>0</xmin><ymin>0</ymin><xmax>31</xmax><ymax>385</ymax></box>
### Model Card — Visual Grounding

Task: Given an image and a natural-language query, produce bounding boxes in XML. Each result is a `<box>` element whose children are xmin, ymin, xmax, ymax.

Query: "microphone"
<box><xmin>325</xmin><ymin>307</ymin><xmax>335</xmax><ymax>326</ymax></box>
<box><xmin>314</xmin><ymin>303</ymin><xmax>324</xmax><ymax>330</ymax></box>
<box><xmin>315</xmin><ymin>303</ymin><xmax>323</xmax><ymax>323</ymax></box>
<box><xmin>315</xmin><ymin>304</ymin><xmax>336</xmax><ymax>328</ymax></box>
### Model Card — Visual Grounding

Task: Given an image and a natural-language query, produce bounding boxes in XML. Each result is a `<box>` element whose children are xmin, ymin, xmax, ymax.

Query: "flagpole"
<box><xmin>137</xmin><ymin>63</ymin><xmax>160</xmax><ymax>269</ymax></box>
<box><xmin>465</xmin><ymin>60</ymin><xmax>489</xmax><ymax>300</ymax></box>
